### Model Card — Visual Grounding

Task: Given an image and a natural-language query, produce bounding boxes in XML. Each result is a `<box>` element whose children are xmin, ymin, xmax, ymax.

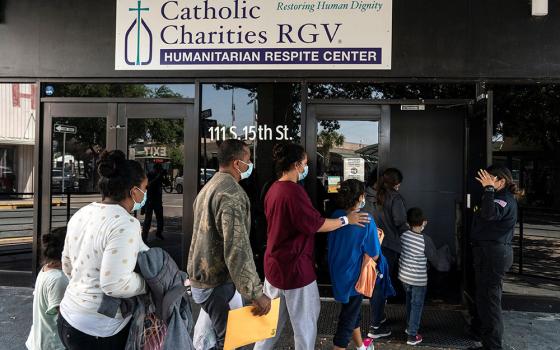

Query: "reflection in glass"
<box><xmin>309</xmin><ymin>83</ymin><xmax>474</xmax><ymax>100</ymax></box>
<box><xmin>315</xmin><ymin>120</ymin><xmax>379</xmax><ymax>285</ymax></box>
<box><xmin>51</xmin><ymin>118</ymin><xmax>106</xmax><ymax>194</ymax></box>
<box><xmin>0</xmin><ymin>83</ymin><xmax>37</xmax><ymax>272</ymax></box>
<box><xmin>200</xmin><ymin>84</ymin><xmax>258</xmax><ymax>187</ymax></box>
<box><xmin>317</xmin><ymin>120</ymin><xmax>379</xmax><ymax>198</ymax></box>
<box><xmin>50</xmin><ymin>118</ymin><xmax>105</xmax><ymax>240</ymax></box>
<box><xmin>128</xmin><ymin>118</ymin><xmax>184</xmax><ymax>265</ymax></box>
<box><xmin>491</xmin><ymin>84</ymin><xmax>560</xmax><ymax>280</ymax></box>
<box><xmin>42</xmin><ymin>83</ymin><xmax>195</xmax><ymax>99</ymax></box>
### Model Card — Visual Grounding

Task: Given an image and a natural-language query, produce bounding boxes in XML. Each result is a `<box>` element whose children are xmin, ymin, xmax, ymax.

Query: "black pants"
<box><xmin>142</xmin><ymin>202</ymin><xmax>164</xmax><ymax>241</ymax></box>
<box><xmin>57</xmin><ymin>314</ymin><xmax>131</xmax><ymax>350</ymax></box>
<box><xmin>370</xmin><ymin>247</ymin><xmax>401</xmax><ymax>326</ymax></box>
<box><xmin>333</xmin><ymin>295</ymin><xmax>363</xmax><ymax>348</ymax></box>
<box><xmin>472</xmin><ymin>244</ymin><xmax>513</xmax><ymax>350</ymax></box>
<box><xmin>199</xmin><ymin>283</ymin><xmax>236</xmax><ymax>350</ymax></box>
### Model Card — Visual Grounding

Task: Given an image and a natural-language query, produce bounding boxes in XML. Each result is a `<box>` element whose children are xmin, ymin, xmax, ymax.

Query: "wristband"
<box><xmin>484</xmin><ymin>185</ymin><xmax>495</xmax><ymax>192</ymax></box>
<box><xmin>339</xmin><ymin>216</ymin><xmax>349</xmax><ymax>226</ymax></box>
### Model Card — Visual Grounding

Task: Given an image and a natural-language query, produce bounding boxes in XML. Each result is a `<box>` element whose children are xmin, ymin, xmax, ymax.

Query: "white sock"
<box><xmin>356</xmin><ymin>345</ymin><xmax>366</xmax><ymax>350</ymax></box>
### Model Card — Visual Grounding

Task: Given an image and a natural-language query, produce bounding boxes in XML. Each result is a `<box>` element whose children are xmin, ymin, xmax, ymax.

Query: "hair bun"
<box><xmin>98</xmin><ymin>150</ymin><xmax>127</xmax><ymax>178</ymax></box>
<box><xmin>272</xmin><ymin>143</ymin><xmax>287</xmax><ymax>161</ymax></box>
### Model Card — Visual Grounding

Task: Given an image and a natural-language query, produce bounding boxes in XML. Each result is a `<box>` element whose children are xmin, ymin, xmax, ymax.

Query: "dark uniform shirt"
<box><xmin>471</xmin><ymin>187</ymin><xmax>518</xmax><ymax>244</ymax></box>
<box><xmin>146</xmin><ymin>170</ymin><xmax>164</xmax><ymax>206</ymax></box>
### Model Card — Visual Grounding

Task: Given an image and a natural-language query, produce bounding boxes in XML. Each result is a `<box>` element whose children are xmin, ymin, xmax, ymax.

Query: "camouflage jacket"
<box><xmin>187</xmin><ymin>172</ymin><xmax>263</xmax><ymax>301</ymax></box>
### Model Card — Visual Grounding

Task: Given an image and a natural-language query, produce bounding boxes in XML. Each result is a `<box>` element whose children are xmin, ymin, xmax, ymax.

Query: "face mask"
<box><xmin>237</xmin><ymin>160</ymin><xmax>253</xmax><ymax>180</ymax></box>
<box><xmin>359</xmin><ymin>198</ymin><xmax>366</xmax><ymax>209</ymax></box>
<box><xmin>298</xmin><ymin>164</ymin><xmax>308</xmax><ymax>181</ymax></box>
<box><xmin>132</xmin><ymin>187</ymin><xmax>147</xmax><ymax>211</ymax></box>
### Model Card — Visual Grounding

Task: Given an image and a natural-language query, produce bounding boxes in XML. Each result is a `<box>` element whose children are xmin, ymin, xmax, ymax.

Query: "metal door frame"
<box><xmin>37</xmin><ymin>98</ymin><xmax>196</xmax><ymax>274</ymax></box>
<box><xmin>304</xmin><ymin>101</ymin><xmax>389</xmax><ymax>206</ymax></box>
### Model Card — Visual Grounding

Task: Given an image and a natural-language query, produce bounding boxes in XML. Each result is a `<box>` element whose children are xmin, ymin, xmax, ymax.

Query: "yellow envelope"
<box><xmin>223</xmin><ymin>298</ymin><xmax>280</xmax><ymax>350</ymax></box>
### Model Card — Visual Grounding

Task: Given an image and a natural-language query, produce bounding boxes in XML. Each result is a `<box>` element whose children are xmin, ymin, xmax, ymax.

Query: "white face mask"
<box><xmin>236</xmin><ymin>160</ymin><xmax>253</xmax><ymax>180</ymax></box>
<box><xmin>298</xmin><ymin>164</ymin><xmax>308</xmax><ymax>181</ymax></box>
<box><xmin>131</xmin><ymin>187</ymin><xmax>147</xmax><ymax>211</ymax></box>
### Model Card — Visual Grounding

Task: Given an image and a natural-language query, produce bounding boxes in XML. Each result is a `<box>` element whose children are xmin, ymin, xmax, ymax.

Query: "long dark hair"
<box><xmin>375</xmin><ymin>167</ymin><xmax>403</xmax><ymax>206</ymax></box>
<box><xmin>97</xmin><ymin>150</ymin><xmax>146</xmax><ymax>201</ymax></box>
<box><xmin>336</xmin><ymin>179</ymin><xmax>365</xmax><ymax>210</ymax></box>
<box><xmin>272</xmin><ymin>143</ymin><xmax>306</xmax><ymax>177</ymax></box>
<box><xmin>487</xmin><ymin>165</ymin><xmax>521</xmax><ymax>196</ymax></box>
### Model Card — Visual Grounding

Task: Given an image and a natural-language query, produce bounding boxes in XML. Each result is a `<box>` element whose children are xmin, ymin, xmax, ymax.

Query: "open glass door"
<box><xmin>117</xmin><ymin>102</ymin><xmax>195</xmax><ymax>268</ymax></box>
<box><xmin>306</xmin><ymin>102</ymin><xmax>387</xmax><ymax>288</ymax></box>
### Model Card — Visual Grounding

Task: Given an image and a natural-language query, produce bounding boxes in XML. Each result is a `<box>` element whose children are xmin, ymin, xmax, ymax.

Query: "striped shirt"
<box><xmin>398</xmin><ymin>230</ymin><xmax>428</xmax><ymax>286</ymax></box>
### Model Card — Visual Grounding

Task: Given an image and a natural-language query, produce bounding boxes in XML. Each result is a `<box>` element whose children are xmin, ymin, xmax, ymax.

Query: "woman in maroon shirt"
<box><xmin>254</xmin><ymin>143</ymin><xmax>370</xmax><ymax>350</ymax></box>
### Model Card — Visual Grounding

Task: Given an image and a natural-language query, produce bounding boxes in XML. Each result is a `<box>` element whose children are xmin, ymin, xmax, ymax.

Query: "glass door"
<box><xmin>40</xmin><ymin>100</ymin><xmax>195</xmax><ymax>272</ymax></box>
<box><xmin>117</xmin><ymin>102</ymin><xmax>194</xmax><ymax>268</ymax></box>
<box><xmin>305</xmin><ymin>102</ymin><xmax>388</xmax><ymax>287</ymax></box>
<box><xmin>42</xmin><ymin>103</ymin><xmax>116</xmax><ymax>256</ymax></box>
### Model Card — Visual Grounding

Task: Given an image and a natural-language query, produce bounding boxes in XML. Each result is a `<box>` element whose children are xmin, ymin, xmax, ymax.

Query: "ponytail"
<box><xmin>487</xmin><ymin>165</ymin><xmax>523</xmax><ymax>198</ymax></box>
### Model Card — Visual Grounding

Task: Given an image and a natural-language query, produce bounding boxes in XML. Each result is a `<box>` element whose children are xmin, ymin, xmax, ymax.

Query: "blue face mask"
<box><xmin>298</xmin><ymin>164</ymin><xmax>309</xmax><ymax>181</ymax></box>
<box><xmin>132</xmin><ymin>187</ymin><xmax>147</xmax><ymax>211</ymax></box>
<box><xmin>237</xmin><ymin>160</ymin><xmax>254</xmax><ymax>180</ymax></box>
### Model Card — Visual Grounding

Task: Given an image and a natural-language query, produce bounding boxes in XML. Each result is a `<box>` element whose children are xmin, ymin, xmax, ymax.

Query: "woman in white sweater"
<box><xmin>57</xmin><ymin>150</ymin><xmax>149</xmax><ymax>349</ymax></box>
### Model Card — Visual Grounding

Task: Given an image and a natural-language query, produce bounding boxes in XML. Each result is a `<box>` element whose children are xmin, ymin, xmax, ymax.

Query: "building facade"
<box><xmin>1</xmin><ymin>0</ymin><xmax>559</xmax><ymax>301</ymax></box>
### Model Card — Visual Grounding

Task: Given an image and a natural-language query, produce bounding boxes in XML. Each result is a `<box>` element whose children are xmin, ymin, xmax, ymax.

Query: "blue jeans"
<box><xmin>333</xmin><ymin>295</ymin><xmax>363</xmax><ymax>347</ymax></box>
<box><xmin>403</xmin><ymin>282</ymin><xmax>427</xmax><ymax>336</ymax></box>
<box><xmin>369</xmin><ymin>249</ymin><xmax>399</xmax><ymax>327</ymax></box>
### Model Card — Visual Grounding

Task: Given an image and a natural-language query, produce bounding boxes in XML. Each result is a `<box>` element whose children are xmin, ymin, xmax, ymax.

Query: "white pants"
<box><xmin>254</xmin><ymin>279</ymin><xmax>321</xmax><ymax>350</ymax></box>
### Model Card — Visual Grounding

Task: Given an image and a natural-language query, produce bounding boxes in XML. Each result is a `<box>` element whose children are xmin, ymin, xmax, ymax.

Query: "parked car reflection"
<box><xmin>174</xmin><ymin>169</ymin><xmax>216</xmax><ymax>193</ymax></box>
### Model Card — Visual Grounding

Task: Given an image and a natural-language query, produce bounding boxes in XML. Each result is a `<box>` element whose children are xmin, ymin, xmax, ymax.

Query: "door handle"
<box><xmin>110</xmin><ymin>125</ymin><xmax>126</xmax><ymax>129</ymax></box>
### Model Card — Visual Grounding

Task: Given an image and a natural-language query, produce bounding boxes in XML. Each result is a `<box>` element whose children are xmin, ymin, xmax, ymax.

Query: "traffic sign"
<box><xmin>201</xmin><ymin>109</ymin><xmax>212</xmax><ymax>119</ymax></box>
<box><xmin>54</xmin><ymin>124</ymin><xmax>77</xmax><ymax>134</ymax></box>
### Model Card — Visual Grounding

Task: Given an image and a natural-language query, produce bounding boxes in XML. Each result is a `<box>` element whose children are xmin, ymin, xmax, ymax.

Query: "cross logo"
<box><xmin>124</xmin><ymin>0</ymin><xmax>153</xmax><ymax>65</ymax></box>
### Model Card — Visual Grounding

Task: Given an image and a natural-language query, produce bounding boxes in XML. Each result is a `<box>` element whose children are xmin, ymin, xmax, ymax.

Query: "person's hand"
<box><xmin>251</xmin><ymin>295</ymin><xmax>271</xmax><ymax>316</ymax></box>
<box><xmin>347</xmin><ymin>211</ymin><xmax>370</xmax><ymax>227</ymax></box>
<box><xmin>476</xmin><ymin>169</ymin><xmax>499</xmax><ymax>188</ymax></box>
<box><xmin>377</xmin><ymin>228</ymin><xmax>385</xmax><ymax>242</ymax></box>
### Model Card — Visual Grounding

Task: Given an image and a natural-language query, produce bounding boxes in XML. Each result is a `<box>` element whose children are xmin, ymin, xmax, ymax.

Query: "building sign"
<box><xmin>343</xmin><ymin>157</ymin><xmax>365</xmax><ymax>181</ymax></box>
<box><xmin>115</xmin><ymin>0</ymin><xmax>392</xmax><ymax>70</ymax></box>
<box><xmin>129</xmin><ymin>144</ymin><xmax>169</xmax><ymax>159</ymax></box>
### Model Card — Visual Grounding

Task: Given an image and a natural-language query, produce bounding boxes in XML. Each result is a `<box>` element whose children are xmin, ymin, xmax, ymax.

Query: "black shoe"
<box><xmin>367</xmin><ymin>324</ymin><xmax>391</xmax><ymax>339</ymax></box>
<box><xmin>465</xmin><ymin>325</ymin><xmax>482</xmax><ymax>342</ymax></box>
<box><xmin>407</xmin><ymin>334</ymin><xmax>423</xmax><ymax>346</ymax></box>
<box><xmin>380</xmin><ymin>314</ymin><xmax>387</xmax><ymax>325</ymax></box>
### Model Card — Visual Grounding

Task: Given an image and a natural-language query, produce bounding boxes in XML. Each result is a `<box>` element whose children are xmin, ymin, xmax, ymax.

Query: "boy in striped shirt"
<box><xmin>398</xmin><ymin>207</ymin><xmax>430</xmax><ymax>346</ymax></box>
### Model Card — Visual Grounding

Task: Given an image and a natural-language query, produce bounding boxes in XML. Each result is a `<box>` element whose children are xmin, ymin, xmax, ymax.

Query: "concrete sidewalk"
<box><xmin>1</xmin><ymin>286</ymin><xmax>559</xmax><ymax>350</ymax></box>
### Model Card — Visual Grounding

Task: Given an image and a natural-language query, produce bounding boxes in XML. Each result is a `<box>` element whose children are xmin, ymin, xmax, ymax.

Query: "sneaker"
<box><xmin>363</xmin><ymin>338</ymin><xmax>375</xmax><ymax>350</ymax></box>
<box><xmin>367</xmin><ymin>324</ymin><xmax>391</xmax><ymax>339</ymax></box>
<box><xmin>380</xmin><ymin>314</ymin><xmax>387</xmax><ymax>325</ymax></box>
<box><xmin>407</xmin><ymin>334</ymin><xmax>423</xmax><ymax>346</ymax></box>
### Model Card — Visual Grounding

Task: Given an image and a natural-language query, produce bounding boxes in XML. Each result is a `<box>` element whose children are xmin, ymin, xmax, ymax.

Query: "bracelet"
<box><xmin>339</xmin><ymin>216</ymin><xmax>349</xmax><ymax>226</ymax></box>
<box><xmin>484</xmin><ymin>185</ymin><xmax>495</xmax><ymax>192</ymax></box>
